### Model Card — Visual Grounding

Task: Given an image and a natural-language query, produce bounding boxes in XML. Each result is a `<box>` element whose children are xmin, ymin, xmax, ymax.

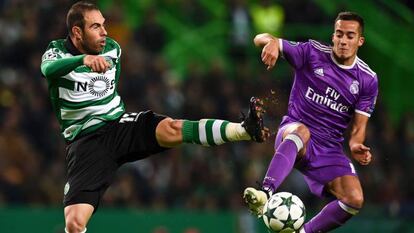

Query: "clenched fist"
<box><xmin>83</xmin><ymin>55</ymin><xmax>111</xmax><ymax>73</ymax></box>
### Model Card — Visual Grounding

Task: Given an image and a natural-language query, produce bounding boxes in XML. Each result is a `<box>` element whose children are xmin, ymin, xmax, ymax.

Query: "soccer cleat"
<box><xmin>241</xmin><ymin>97</ymin><xmax>269</xmax><ymax>142</ymax></box>
<box><xmin>243</xmin><ymin>187</ymin><xmax>268</xmax><ymax>217</ymax></box>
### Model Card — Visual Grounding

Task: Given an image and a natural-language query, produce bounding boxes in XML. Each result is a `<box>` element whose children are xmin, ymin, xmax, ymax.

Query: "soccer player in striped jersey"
<box><xmin>41</xmin><ymin>2</ymin><xmax>269</xmax><ymax>233</ymax></box>
<box><xmin>243</xmin><ymin>12</ymin><xmax>378</xmax><ymax>232</ymax></box>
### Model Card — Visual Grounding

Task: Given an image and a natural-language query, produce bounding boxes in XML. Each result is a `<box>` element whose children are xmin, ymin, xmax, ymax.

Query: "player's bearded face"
<box><xmin>332</xmin><ymin>20</ymin><xmax>364</xmax><ymax>65</ymax></box>
<box><xmin>80</xmin><ymin>10</ymin><xmax>107</xmax><ymax>54</ymax></box>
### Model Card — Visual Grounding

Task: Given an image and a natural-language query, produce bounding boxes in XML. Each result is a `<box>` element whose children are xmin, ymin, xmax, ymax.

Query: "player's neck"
<box><xmin>68</xmin><ymin>36</ymin><xmax>84</xmax><ymax>54</ymax></box>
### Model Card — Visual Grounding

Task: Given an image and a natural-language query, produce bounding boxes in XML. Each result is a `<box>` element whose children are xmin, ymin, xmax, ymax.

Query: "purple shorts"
<box><xmin>275</xmin><ymin>120</ymin><xmax>357</xmax><ymax>198</ymax></box>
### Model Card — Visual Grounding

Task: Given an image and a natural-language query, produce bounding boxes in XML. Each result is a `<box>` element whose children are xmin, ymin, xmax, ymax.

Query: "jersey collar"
<box><xmin>330</xmin><ymin>52</ymin><xmax>357</xmax><ymax>70</ymax></box>
<box><xmin>64</xmin><ymin>36</ymin><xmax>82</xmax><ymax>56</ymax></box>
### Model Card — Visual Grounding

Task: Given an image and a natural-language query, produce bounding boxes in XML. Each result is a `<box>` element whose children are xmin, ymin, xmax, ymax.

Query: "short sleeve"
<box><xmin>279</xmin><ymin>39</ymin><xmax>310</xmax><ymax>69</ymax></box>
<box><xmin>355</xmin><ymin>75</ymin><xmax>379</xmax><ymax>117</ymax></box>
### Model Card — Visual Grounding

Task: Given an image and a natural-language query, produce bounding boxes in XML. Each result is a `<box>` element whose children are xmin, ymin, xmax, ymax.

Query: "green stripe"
<box><xmin>59</xmin><ymin>78</ymin><xmax>74</xmax><ymax>90</ymax></box>
<box><xmin>181</xmin><ymin>121</ymin><xmax>193</xmax><ymax>143</ymax></box>
<box><xmin>193</xmin><ymin>122</ymin><xmax>201</xmax><ymax>144</ymax></box>
<box><xmin>74</xmin><ymin>66</ymin><xmax>92</xmax><ymax>73</ymax></box>
<box><xmin>205</xmin><ymin>120</ymin><xmax>215</xmax><ymax>146</ymax></box>
<box><xmin>76</xmin><ymin>121</ymin><xmax>107</xmax><ymax>138</ymax></box>
<box><xmin>220</xmin><ymin>121</ymin><xmax>230</xmax><ymax>142</ymax></box>
<box><xmin>60</xmin><ymin>93</ymin><xmax>117</xmax><ymax>109</ymax></box>
<box><xmin>63</xmin><ymin>108</ymin><xmax>124</xmax><ymax>141</ymax></box>
<box><xmin>61</xmin><ymin>102</ymin><xmax>124</xmax><ymax>125</ymax></box>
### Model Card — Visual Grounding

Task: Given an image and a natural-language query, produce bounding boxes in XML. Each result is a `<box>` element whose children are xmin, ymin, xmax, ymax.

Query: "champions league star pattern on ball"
<box><xmin>263</xmin><ymin>192</ymin><xmax>306</xmax><ymax>233</ymax></box>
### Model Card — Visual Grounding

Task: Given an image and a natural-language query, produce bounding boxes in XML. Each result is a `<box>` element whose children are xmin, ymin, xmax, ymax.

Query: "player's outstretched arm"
<box><xmin>41</xmin><ymin>55</ymin><xmax>111</xmax><ymax>79</ymax></box>
<box><xmin>254</xmin><ymin>33</ymin><xmax>280</xmax><ymax>70</ymax></box>
<box><xmin>41</xmin><ymin>55</ymin><xmax>85</xmax><ymax>79</ymax></box>
<box><xmin>349</xmin><ymin>113</ymin><xmax>372</xmax><ymax>165</ymax></box>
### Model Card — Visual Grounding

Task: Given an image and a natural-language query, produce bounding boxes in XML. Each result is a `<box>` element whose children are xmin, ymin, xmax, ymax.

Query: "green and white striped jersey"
<box><xmin>41</xmin><ymin>37</ymin><xmax>125</xmax><ymax>141</ymax></box>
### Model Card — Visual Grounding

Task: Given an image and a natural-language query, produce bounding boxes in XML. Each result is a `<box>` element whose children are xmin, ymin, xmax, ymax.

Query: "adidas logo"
<box><xmin>314</xmin><ymin>68</ymin><xmax>324</xmax><ymax>77</ymax></box>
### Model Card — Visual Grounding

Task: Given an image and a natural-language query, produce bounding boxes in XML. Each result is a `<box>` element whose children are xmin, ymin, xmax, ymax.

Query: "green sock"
<box><xmin>182</xmin><ymin>119</ymin><xmax>230</xmax><ymax>146</ymax></box>
<box><xmin>182</xmin><ymin>119</ymin><xmax>251</xmax><ymax>146</ymax></box>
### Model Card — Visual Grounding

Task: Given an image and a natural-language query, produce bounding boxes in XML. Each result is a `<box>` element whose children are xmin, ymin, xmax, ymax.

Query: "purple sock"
<box><xmin>304</xmin><ymin>200</ymin><xmax>358</xmax><ymax>233</ymax></box>
<box><xmin>262</xmin><ymin>135</ymin><xmax>301</xmax><ymax>192</ymax></box>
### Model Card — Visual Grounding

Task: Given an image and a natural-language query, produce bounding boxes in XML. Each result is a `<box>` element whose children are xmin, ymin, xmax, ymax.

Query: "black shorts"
<box><xmin>63</xmin><ymin>110</ymin><xmax>169</xmax><ymax>211</ymax></box>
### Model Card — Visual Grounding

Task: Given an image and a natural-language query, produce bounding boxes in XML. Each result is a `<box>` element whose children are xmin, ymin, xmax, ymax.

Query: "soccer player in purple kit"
<box><xmin>243</xmin><ymin>12</ymin><xmax>378</xmax><ymax>233</ymax></box>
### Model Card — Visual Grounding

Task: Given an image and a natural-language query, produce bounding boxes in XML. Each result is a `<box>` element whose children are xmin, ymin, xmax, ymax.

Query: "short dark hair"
<box><xmin>335</xmin><ymin>11</ymin><xmax>364</xmax><ymax>35</ymax></box>
<box><xmin>66</xmin><ymin>1</ymin><xmax>99</xmax><ymax>35</ymax></box>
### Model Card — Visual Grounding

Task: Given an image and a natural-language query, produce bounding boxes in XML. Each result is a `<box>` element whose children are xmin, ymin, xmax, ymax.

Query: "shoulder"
<box><xmin>42</xmin><ymin>39</ymin><xmax>68</xmax><ymax>62</ymax></box>
<box><xmin>45</xmin><ymin>39</ymin><xmax>67</xmax><ymax>52</ymax></box>
<box><xmin>308</xmin><ymin>39</ymin><xmax>332</xmax><ymax>54</ymax></box>
<box><xmin>356</xmin><ymin>57</ymin><xmax>377</xmax><ymax>78</ymax></box>
<box><xmin>105</xmin><ymin>37</ymin><xmax>121</xmax><ymax>51</ymax></box>
<box><xmin>356</xmin><ymin>58</ymin><xmax>378</xmax><ymax>93</ymax></box>
<box><xmin>104</xmin><ymin>37</ymin><xmax>121</xmax><ymax>57</ymax></box>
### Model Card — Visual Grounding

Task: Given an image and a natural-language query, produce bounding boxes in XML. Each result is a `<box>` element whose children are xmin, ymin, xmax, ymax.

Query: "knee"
<box><xmin>65</xmin><ymin>215</ymin><xmax>87</xmax><ymax>233</ymax></box>
<box><xmin>340</xmin><ymin>190</ymin><xmax>364</xmax><ymax>209</ymax></box>
<box><xmin>156</xmin><ymin>118</ymin><xmax>183</xmax><ymax>147</ymax></box>
<box><xmin>293</xmin><ymin>124</ymin><xmax>311</xmax><ymax>143</ymax></box>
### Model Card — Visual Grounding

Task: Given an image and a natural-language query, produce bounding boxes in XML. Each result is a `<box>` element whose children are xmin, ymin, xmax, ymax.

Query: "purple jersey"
<box><xmin>279</xmin><ymin>39</ymin><xmax>378</xmax><ymax>147</ymax></box>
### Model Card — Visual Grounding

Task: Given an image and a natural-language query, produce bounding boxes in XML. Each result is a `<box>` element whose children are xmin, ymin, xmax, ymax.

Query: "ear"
<box><xmin>358</xmin><ymin>36</ymin><xmax>365</xmax><ymax>47</ymax></box>
<box><xmin>72</xmin><ymin>26</ymin><xmax>83</xmax><ymax>40</ymax></box>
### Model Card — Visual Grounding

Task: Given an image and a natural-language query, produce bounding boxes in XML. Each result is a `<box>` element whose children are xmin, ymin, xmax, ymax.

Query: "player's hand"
<box><xmin>350</xmin><ymin>143</ymin><xmax>372</xmax><ymax>165</ymax></box>
<box><xmin>83</xmin><ymin>55</ymin><xmax>111</xmax><ymax>73</ymax></box>
<box><xmin>261</xmin><ymin>39</ymin><xmax>279</xmax><ymax>70</ymax></box>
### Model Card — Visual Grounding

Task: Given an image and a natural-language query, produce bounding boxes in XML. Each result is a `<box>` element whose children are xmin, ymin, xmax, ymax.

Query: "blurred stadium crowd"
<box><xmin>0</xmin><ymin>0</ymin><xmax>413</xmax><ymax>218</ymax></box>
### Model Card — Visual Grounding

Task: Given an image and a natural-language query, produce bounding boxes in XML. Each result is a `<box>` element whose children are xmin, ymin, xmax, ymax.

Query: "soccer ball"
<box><xmin>262</xmin><ymin>192</ymin><xmax>306</xmax><ymax>233</ymax></box>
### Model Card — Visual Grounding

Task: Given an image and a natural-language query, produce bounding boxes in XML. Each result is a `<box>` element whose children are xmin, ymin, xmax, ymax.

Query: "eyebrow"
<box><xmin>89</xmin><ymin>21</ymin><xmax>105</xmax><ymax>28</ymax></box>
<box><xmin>89</xmin><ymin>18</ymin><xmax>105</xmax><ymax>28</ymax></box>
<box><xmin>335</xmin><ymin>29</ymin><xmax>357</xmax><ymax>35</ymax></box>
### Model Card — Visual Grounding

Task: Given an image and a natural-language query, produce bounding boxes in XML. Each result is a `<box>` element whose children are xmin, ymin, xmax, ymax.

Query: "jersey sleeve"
<box><xmin>41</xmin><ymin>42</ymin><xmax>84</xmax><ymax>79</ymax></box>
<box><xmin>355</xmin><ymin>75</ymin><xmax>378</xmax><ymax>117</ymax></box>
<box><xmin>279</xmin><ymin>39</ymin><xmax>310</xmax><ymax>69</ymax></box>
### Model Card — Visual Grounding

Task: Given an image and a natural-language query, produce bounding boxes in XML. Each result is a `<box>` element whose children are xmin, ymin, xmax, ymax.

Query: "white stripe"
<box><xmin>357</xmin><ymin>59</ymin><xmax>375</xmax><ymax>72</ymax></box>
<box><xmin>62</xmin><ymin>67</ymin><xmax>116</xmax><ymax>83</ymax></box>
<box><xmin>61</xmin><ymin>96</ymin><xmax>121</xmax><ymax>120</ymax></box>
<box><xmin>81</xmin><ymin>118</ymin><xmax>103</xmax><ymax>130</ymax></box>
<box><xmin>278</xmin><ymin>38</ymin><xmax>284</xmax><ymax>54</ymax></box>
<box><xmin>108</xmin><ymin>106</ymin><xmax>124</xmax><ymax>116</ymax></box>
<box><xmin>285</xmin><ymin>134</ymin><xmax>303</xmax><ymax>151</ymax></box>
<box><xmin>58</xmin><ymin>86</ymin><xmax>115</xmax><ymax>102</ymax></box>
<box><xmin>310</xmin><ymin>40</ymin><xmax>331</xmax><ymax>53</ymax></box>
<box><xmin>63</xmin><ymin>125</ymin><xmax>81</xmax><ymax>138</ymax></box>
<box><xmin>355</xmin><ymin>109</ymin><xmax>371</xmax><ymax>117</ymax></box>
<box><xmin>357</xmin><ymin>58</ymin><xmax>376</xmax><ymax>76</ymax></box>
<box><xmin>311</xmin><ymin>40</ymin><xmax>332</xmax><ymax>50</ymax></box>
<box><xmin>111</xmin><ymin>40</ymin><xmax>122</xmax><ymax>61</ymax></box>
<box><xmin>310</xmin><ymin>40</ymin><xmax>330</xmax><ymax>50</ymax></box>
<box><xmin>338</xmin><ymin>201</ymin><xmax>359</xmax><ymax>215</ymax></box>
<box><xmin>198</xmin><ymin>119</ymin><xmax>209</xmax><ymax>146</ymax></box>
<box><xmin>99</xmin><ymin>48</ymin><xmax>118</xmax><ymax>60</ymax></box>
<box><xmin>311</xmin><ymin>44</ymin><xmax>331</xmax><ymax>53</ymax></box>
<box><xmin>349</xmin><ymin>162</ymin><xmax>356</xmax><ymax>174</ymax></box>
<box><xmin>357</xmin><ymin>57</ymin><xmax>371</xmax><ymax>68</ymax></box>
<box><xmin>357</xmin><ymin>62</ymin><xmax>376</xmax><ymax>77</ymax></box>
<box><xmin>212</xmin><ymin>120</ymin><xmax>225</xmax><ymax>145</ymax></box>
<box><xmin>59</xmin><ymin>69</ymin><xmax>117</xmax><ymax>102</ymax></box>
<box><xmin>63</xmin><ymin>118</ymin><xmax>105</xmax><ymax>138</ymax></box>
